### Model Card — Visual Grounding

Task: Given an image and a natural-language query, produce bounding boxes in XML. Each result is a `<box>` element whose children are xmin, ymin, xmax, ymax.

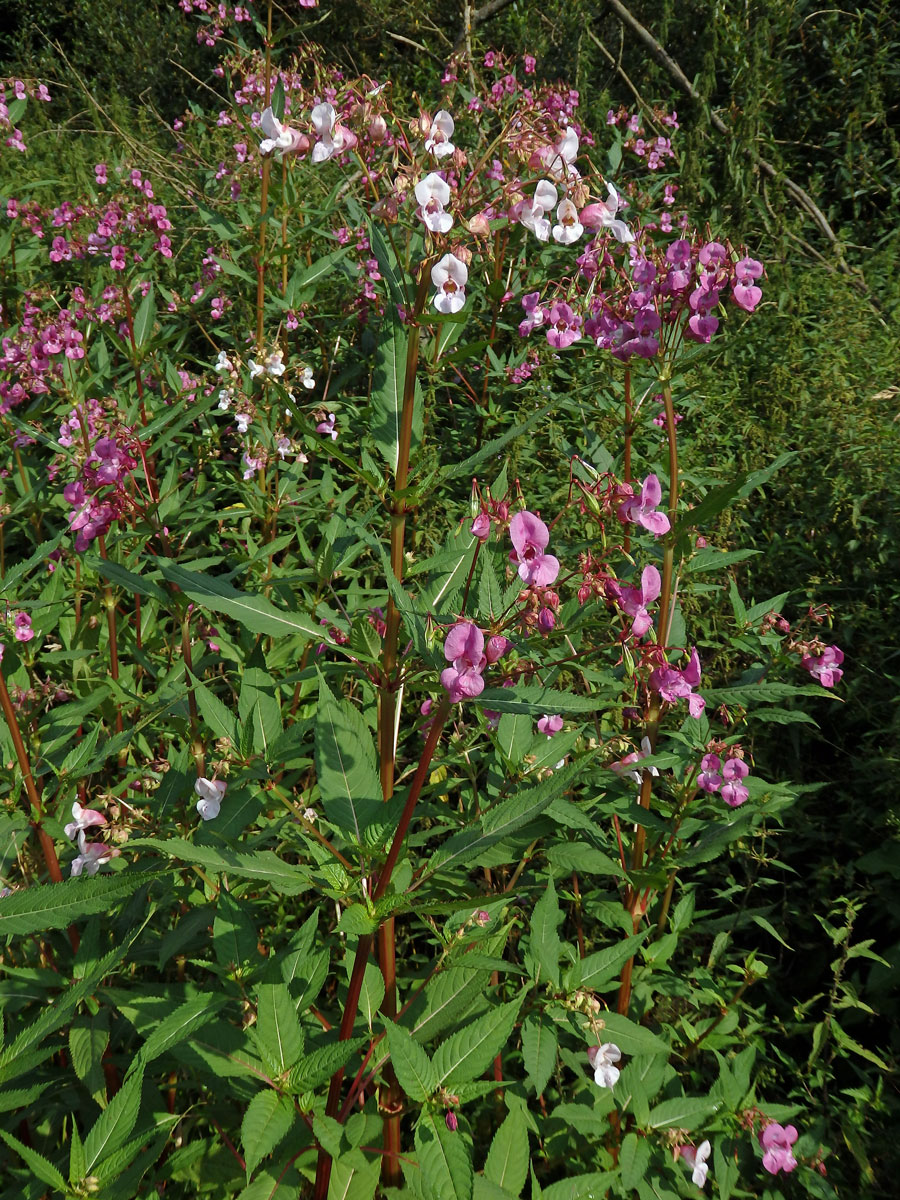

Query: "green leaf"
<box><xmin>359</xmin><ymin>962</ymin><xmax>385</xmax><ymax>1029</ymax></box>
<box><xmin>132</xmin><ymin>995</ymin><xmax>226</xmax><ymax>1072</ymax></box>
<box><xmin>0</xmin><ymin>1127</ymin><xmax>67</xmax><ymax>1192</ymax></box>
<box><xmin>433</xmin><ymin>999</ymin><xmax>521</xmax><ymax>1086</ymax></box>
<box><xmin>327</xmin><ymin>1145</ymin><xmax>381</xmax><ymax>1200</ymax></box>
<box><xmin>569</xmin><ymin>931</ymin><xmax>651</xmax><ymax>991</ymax></box>
<box><xmin>289</xmin><ymin>1036</ymin><xmax>367</xmax><ymax>1092</ymax></box>
<box><xmin>384</xmin><ymin>1019</ymin><xmax>438</xmax><ymax>1101</ymax></box>
<box><xmin>415</xmin><ymin>1111</ymin><xmax>474</xmax><ymax>1200</ymax></box>
<box><xmin>0</xmin><ymin>871</ymin><xmax>161</xmax><ymax>938</ymax></box>
<box><xmin>521</xmin><ymin>1015</ymin><xmax>557</xmax><ymax>1096</ymax></box>
<box><xmin>315</xmin><ymin>675</ymin><xmax>382</xmax><ymax>843</ymax></box>
<box><xmin>647</xmin><ymin>1095</ymin><xmax>720</xmax><ymax>1130</ymax></box>
<box><xmin>270</xmin><ymin>77</ymin><xmax>285</xmax><ymax>120</ymax></box>
<box><xmin>84</xmin><ymin>1064</ymin><xmax>145</xmax><ymax>1173</ymax></box>
<box><xmin>158</xmin><ymin>561</ymin><xmax>326</xmax><ymax>644</ymax></box>
<box><xmin>371</xmin><ymin>317</ymin><xmax>423</xmax><ymax>475</ymax></box>
<box><xmin>530</xmin><ymin>879</ymin><xmax>562</xmax><ymax>987</ymax></box>
<box><xmin>239</xmin><ymin>648</ymin><xmax>283</xmax><ymax>760</ymax></box>
<box><xmin>619</xmin><ymin>1133</ymin><xmax>650</xmax><ymax>1191</ymax></box>
<box><xmin>442</xmin><ymin>405</ymin><xmax>553</xmax><ymax>481</ymax></box>
<box><xmin>476</xmin><ymin>687</ymin><xmax>602</xmax><ymax>715</ymax></box>
<box><xmin>69</xmin><ymin>1013</ymin><xmax>109</xmax><ymax>1103</ymax></box>
<box><xmin>133</xmin><ymin>284</ymin><xmax>157</xmax><ymax>347</ymax></box>
<box><xmin>593</xmin><ymin>1013</ymin><xmax>668</xmax><ymax>1057</ymax></box>
<box><xmin>214</xmin><ymin>890</ymin><xmax>262</xmax><ymax>972</ymax></box>
<box><xmin>256</xmin><ymin>983</ymin><xmax>304</xmax><ymax>1073</ymax></box>
<box><xmin>128</xmin><ymin>838</ymin><xmax>308</xmax><ymax>895</ymax></box>
<box><xmin>83</xmin><ymin>553</ymin><xmax>168</xmax><ymax>602</ymax></box>
<box><xmin>192</xmin><ymin>674</ymin><xmax>239</xmax><ymax>747</ymax></box>
<box><xmin>241</xmin><ymin>1089</ymin><xmax>295</xmax><ymax>1177</ymax></box>
<box><xmin>484</xmin><ymin>1107</ymin><xmax>529</xmax><ymax>1197</ymax></box>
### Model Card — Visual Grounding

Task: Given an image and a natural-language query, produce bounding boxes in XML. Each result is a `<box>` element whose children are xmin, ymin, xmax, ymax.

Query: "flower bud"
<box><xmin>485</xmin><ymin>635</ymin><xmax>511</xmax><ymax>663</ymax></box>
<box><xmin>445</xmin><ymin>1111</ymin><xmax>458</xmax><ymax>1132</ymax></box>
<box><xmin>468</xmin><ymin>211</ymin><xmax>491</xmax><ymax>237</ymax></box>
<box><xmin>369</xmin><ymin>115</ymin><xmax>387</xmax><ymax>143</ymax></box>
<box><xmin>538</xmin><ymin>607</ymin><xmax>556</xmax><ymax>634</ymax></box>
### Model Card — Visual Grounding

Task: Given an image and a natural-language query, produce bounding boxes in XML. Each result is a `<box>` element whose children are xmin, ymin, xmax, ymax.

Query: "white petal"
<box><xmin>533</xmin><ymin>179</ymin><xmax>559</xmax><ymax>211</ymax></box>
<box><xmin>259</xmin><ymin>107</ymin><xmax>281</xmax><ymax>139</ymax></box>
<box><xmin>311</xmin><ymin>102</ymin><xmax>336</xmax><ymax>136</ymax></box>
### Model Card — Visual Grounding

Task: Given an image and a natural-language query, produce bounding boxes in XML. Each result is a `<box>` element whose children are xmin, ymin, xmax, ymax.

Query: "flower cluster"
<box><xmin>698</xmin><ymin>746</ymin><xmax>752</xmax><ymax>807</ymax></box>
<box><xmin>64</xmin><ymin>802</ymin><xmax>119</xmax><ymax>877</ymax></box>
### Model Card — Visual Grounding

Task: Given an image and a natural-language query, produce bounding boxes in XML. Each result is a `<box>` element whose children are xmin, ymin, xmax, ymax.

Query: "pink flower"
<box><xmin>546</xmin><ymin>302</ymin><xmax>582</xmax><ymax>349</ymax></box>
<box><xmin>720</xmin><ymin>757</ymin><xmax>749</xmax><ymax>807</ymax></box>
<box><xmin>470</xmin><ymin>512</ymin><xmax>491</xmax><ymax>541</ymax></box>
<box><xmin>650</xmin><ymin>648</ymin><xmax>705</xmax><ymax>717</ymax></box>
<box><xmin>698</xmin><ymin>753</ymin><xmax>722</xmax><ymax>794</ymax></box>
<box><xmin>580</xmin><ymin>181</ymin><xmax>634</xmax><ymax>243</ymax></box>
<box><xmin>64</xmin><ymin>801</ymin><xmax>108</xmax><ymax>840</ymax></box>
<box><xmin>537</xmin><ymin>713</ymin><xmax>563</xmax><ymax>737</ymax></box>
<box><xmin>615</xmin><ymin>564</ymin><xmax>660</xmax><ymax>638</ymax></box>
<box><xmin>611</xmin><ymin>736</ymin><xmax>658</xmax><ymax>785</ymax></box>
<box><xmin>617</xmin><ymin>474</ymin><xmax>670</xmax><ymax>536</ymax></box>
<box><xmin>441</xmin><ymin>622</ymin><xmax>487</xmax><ymax>703</ymax></box>
<box><xmin>316</xmin><ymin>413</ymin><xmax>338</xmax><ymax>441</ymax></box>
<box><xmin>801</xmin><ymin>644</ymin><xmax>844</xmax><ymax>688</ymax></box>
<box><xmin>509</xmin><ymin>511</ymin><xmax>559</xmax><ymax>586</ymax></box>
<box><xmin>759</xmin><ymin>1123</ymin><xmax>798</xmax><ymax>1176</ymax></box>
<box><xmin>13</xmin><ymin>612</ymin><xmax>34</xmax><ymax>642</ymax></box>
<box><xmin>679</xmin><ymin>1140</ymin><xmax>711</xmax><ymax>1188</ymax></box>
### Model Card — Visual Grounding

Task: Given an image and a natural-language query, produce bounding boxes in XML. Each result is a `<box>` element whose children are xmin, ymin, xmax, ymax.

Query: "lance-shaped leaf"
<box><xmin>415</xmin><ymin>1110</ymin><xmax>474</xmax><ymax>1200</ymax></box>
<box><xmin>371</xmin><ymin>316</ymin><xmax>423</xmax><ymax>475</ymax></box>
<box><xmin>84</xmin><ymin>1064</ymin><xmax>145</xmax><ymax>1174</ymax></box>
<box><xmin>529</xmin><ymin>878</ymin><xmax>563</xmax><ymax>987</ymax></box>
<box><xmin>384</xmin><ymin>1019</ymin><xmax>438</xmax><ymax>1101</ymax></box>
<box><xmin>315</xmin><ymin>675</ymin><xmax>382</xmax><ymax>843</ymax></box>
<box><xmin>484</xmin><ymin>1106</ymin><xmax>529</xmax><ymax>1196</ymax></box>
<box><xmin>521</xmin><ymin>1014</ymin><xmax>557</xmax><ymax>1096</ymax></box>
<box><xmin>242</xmin><ymin>1089</ymin><xmax>296</xmax><ymax>1178</ymax></box>
<box><xmin>0</xmin><ymin>871</ymin><xmax>162</xmax><ymax>938</ymax></box>
<box><xmin>432</xmin><ymin>998</ymin><xmax>522</xmax><ymax>1087</ymax></box>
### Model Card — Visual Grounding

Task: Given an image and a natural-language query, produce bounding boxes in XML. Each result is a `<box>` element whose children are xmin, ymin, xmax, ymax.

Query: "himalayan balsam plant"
<box><xmin>0</xmin><ymin>6</ymin><xmax>847</xmax><ymax>1200</ymax></box>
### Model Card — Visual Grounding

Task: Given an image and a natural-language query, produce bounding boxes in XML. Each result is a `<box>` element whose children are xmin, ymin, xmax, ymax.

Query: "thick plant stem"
<box><xmin>375</xmin><ymin>265</ymin><xmax>430</xmax><ymax>1186</ymax></box>
<box><xmin>255</xmin><ymin>0</ymin><xmax>274</xmax><ymax>352</ymax></box>
<box><xmin>313</xmin><ymin>703</ymin><xmax>451</xmax><ymax>1200</ymax></box>
<box><xmin>616</xmin><ymin>378</ymin><xmax>680</xmax><ymax>1017</ymax></box>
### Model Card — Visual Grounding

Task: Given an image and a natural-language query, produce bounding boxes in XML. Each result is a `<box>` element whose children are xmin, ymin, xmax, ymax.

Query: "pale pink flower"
<box><xmin>440</xmin><ymin>622</ymin><xmax>486</xmax><ymax>703</ymax></box>
<box><xmin>588</xmin><ymin>1042</ymin><xmax>621</xmax><ymax>1089</ymax></box>
<box><xmin>679</xmin><ymin>1140</ymin><xmax>711</xmax><ymax>1188</ymax></box>
<box><xmin>580</xmin><ymin>181</ymin><xmax>634</xmax><ymax>243</ymax></box>
<box><xmin>518</xmin><ymin>179</ymin><xmax>558</xmax><ymax>242</ymax></box>
<box><xmin>414</xmin><ymin>172</ymin><xmax>453</xmax><ymax>234</ymax></box>
<box><xmin>424</xmin><ymin>109</ymin><xmax>455</xmax><ymax>159</ymax></box>
<box><xmin>552</xmin><ymin>198</ymin><xmax>583</xmax><ymax>245</ymax></box>
<box><xmin>71</xmin><ymin>831</ymin><xmax>118</xmax><ymax>877</ymax></box>
<box><xmin>760</xmin><ymin>1123</ymin><xmax>798</xmax><ymax>1176</ymax></box>
<box><xmin>195</xmin><ymin>777</ymin><xmax>226</xmax><ymax>821</ymax></box>
<box><xmin>64</xmin><ymin>802</ymin><xmax>108</xmax><ymax>840</ymax></box>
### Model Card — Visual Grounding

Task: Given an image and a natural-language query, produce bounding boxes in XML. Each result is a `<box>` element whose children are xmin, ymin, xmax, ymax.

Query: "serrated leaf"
<box><xmin>521</xmin><ymin>1015</ymin><xmax>557</xmax><ymax>1096</ymax></box>
<box><xmin>619</xmin><ymin>1132</ymin><xmax>650</xmax><ymax>1191</ymax></box>
<box><xmin>476</xmin><ymin>687</ymin><xmax>600</xmax><ymax>715</ymax></box>
<box><xmin>530</xmin><ymin>879</ymin><xmax>562</xmax><ymax>987</ymax></box>
<box><xmin>0</xmin><ymin>871</ymin><xmax>161</xmax><ymax>937</ymax></box>
<box><xmin>192</xmin><ymin>674</ymin><xmax>239</xmax><ymax>746</ymax></box>
<box><xmin>289</xmin><ymin>1036</ymin><xmax>367</xmax><ymax>1091</ymax></box>
<box><xmin>594</xmin><ymin>1013</ymin><xmax>668</xmax><ymax>1057</ymax></box>
<box><xmin>385</xmin><ymin>1019</ymin><xmax>438</xmax><ymax>1101</ymax></box>
<box><xmin>0</xmin><ymin>1127</ymin><xmax>67</xmax><ymax>1191</ymax></box>
<box><xmin>256</xmin><ymin>982</ymin><xmax>304</xmax><ymax>1073</ymax></box>
<box><xmin>241</xmin><ymin>1089</ymin><xmax>295</xmax><ymax>1177</ymax></box>
<box><xmin>415</xmin><ymin>1111</ymin><xmax>474</xmax><ymax>1200</ymax></box>
<box><xmin>371</xmin><ymin>317</ymin><xmax>423</xmax><ymax>475</ymax></box>
<box><xmin>128</xmin><ymin>838</ymin><xmax>308</xmax><ymax>895</ymax></box>
<box><xmin>315</xmin><ymin>676</ymin><xmax>382</xmax><ymax>843</ymax></box>
<box><xmin>69</xmin><ymin>1013</ymin><xmax>109</xmax><ymax>1103</ymax></box>
<box><xmin>133</xmin><ymin>996</ymin><xmax>227</xmax><ymax>1074</ymax></box>
<box><xmin>484</xmin><ymin>1107</ymin><xmax>529</xmax><ymax>1196</ymax></box>
<box><xmin>647</xmin><ymin>1095</ymin><xmax>720</xmax><ymax>1130</ymax></box>
<box><xmin>214</xmin><ymin>889</ymin><xmax>262</xmax><ymax>972</ymax></box>
<box><xmin>83</xmin><ymin>553</ymin><xmax>168</xmax><ymax>602</ymax></box>
<box><xmin>133</xmin><ymin>284</ymin><xmax>157</xmax><ymax>347</ymax></box>
<box><xmin>158</xmin><ymin>561</ymin><xmax>326</xmax><ymax>644</ymax></box>
<box><xmin>84</xmin><ymin>1064</ymin><xmax>145</xmax><ymax>1173</ymax></box>
<box><xmin>569</xmin><ymin>931</ymin><xmax>651</xmax><ymax>991</ymax></box>
<box><xmin>433</xmin><ymin>999</ymin><xmax>521</xmax><ymax>1087</ymax></box>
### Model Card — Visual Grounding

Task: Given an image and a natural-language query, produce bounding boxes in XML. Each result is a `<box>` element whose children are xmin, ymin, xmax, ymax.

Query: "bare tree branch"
<box><xmin>452</xmin><ymin>0</ymin><xmax>517</xmax><ymax>54</ymax></box>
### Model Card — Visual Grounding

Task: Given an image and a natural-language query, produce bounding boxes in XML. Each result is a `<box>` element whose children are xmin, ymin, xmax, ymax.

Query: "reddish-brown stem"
<box><xmin>616</xmin><ymin>378</ymin><xmax>679</xmax><ymax>1017</ymax></box>
<box><xmin>0</xmin><ymin>667</ymin><xmax>79</xmax><ymax>949</ymax></box>
<box><xmin>255</xmin><ymin>1</ymin><xmax>274</xmax><ymax>352</ymax></box>
<box><xmin>572</xmin><ymin>871</ymin><xmax>586</xmax><ymax>959</ymax></box>
<box><xmin>313</xmin><ymin>702</ymin><xmax>451</xmax><ymax>1200</ymax></box>
<box><xmin>181</xmin><ymin>609</ymin><xmax>204</xmax><ymax>778</ymax></box>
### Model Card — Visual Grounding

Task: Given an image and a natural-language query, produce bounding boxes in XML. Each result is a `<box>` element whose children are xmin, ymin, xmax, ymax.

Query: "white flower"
<box><xmin>248</xmin><ymin>358</ymin><xmax>264</xmax><ymax>379</ymax></box>
<box><xmin>71</xmin><ymin>830</ymin><xmax>117</xmax><ymax>877</ymax></box>
<box><xmin>217</xmin><ymin>389</ymin><xmax>233</xmax><ymax>411</ymax></box>
<box><xmin>519</xmin><ymin>179</ymin><xmax>558</xmax><ymax>243</ymax></box>
<box><xmin>425</xmin><ymin>109</ymin><xmax>455</xmax><ymax>159</ymax></box>
<box><xmin>235</xmin><ymin>412</ymin><xmax>252</xmax><ymax>434</ymax></box>
<box><xmin>587</xmin><ymin>1042</ymin><xmax>621</xmax><ymax>1089</ymax></box>
<box><xmin>301</xmin><ymin>366</ymin><xmax>315</xmax><ymax>390</ymax></box>
<box><xmin>249</xmin><ymin>349</ymin><xmax>285</xmax><ymax>379</ymax></box>
<box><xmin>215</xmin><ymin>350</ymin><xmax>233</xmax><ymax>373</ymax></box>
<box><xmin>692</xmin><ymin>1141</ymin><xmax>711</xmax><ymax>1188</ymax></box>
<box><xmin>431</xmin><ymin>252</ymin><xmax>468</xmax><ymax>314</ymax></box>
<box><xmin>195</xmin><ymin>777</ymin><xmax>226</xmax><ymax>821</ymax></box>
<box><xmin>414</xmin><ymin>172</ymin><xmax>454</xmax><ymax>234</ymax></box>
<box><xmin>552</xmin><ymin>198</ymin><xmax>584</xmax><ymax>245</ymax></box>
<box><xmin>310</xmin><ymin>103</ymin><xmax>349</xmax><ymax>163</ymax></box>
<box><xmin>258</xmin><ymin>106</ymin><xmax>295</xmax><ymax>156</ymax></box>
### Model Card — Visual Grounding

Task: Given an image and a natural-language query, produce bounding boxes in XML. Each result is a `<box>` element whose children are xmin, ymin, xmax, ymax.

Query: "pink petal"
<box><xmin>510</xmin><ymin>510</ymin><xmax>549</xmax><ymax>555</ymax></box>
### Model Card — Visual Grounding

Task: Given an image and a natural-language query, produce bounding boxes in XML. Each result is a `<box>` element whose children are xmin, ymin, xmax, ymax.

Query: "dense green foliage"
<box><xmin>0</xmin><ymin>2</ymin><xmax>897</xmax><ymax>1198</ymax></box>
